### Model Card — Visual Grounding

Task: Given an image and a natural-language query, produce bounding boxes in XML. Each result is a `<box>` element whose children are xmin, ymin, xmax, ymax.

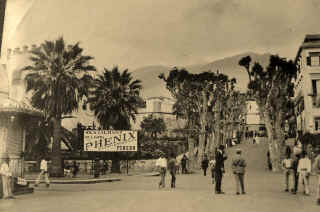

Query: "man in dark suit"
<box><xmin>214</xmin><ymin>145</ymin><xmax>228</xmax><ymax>194</ymax></box>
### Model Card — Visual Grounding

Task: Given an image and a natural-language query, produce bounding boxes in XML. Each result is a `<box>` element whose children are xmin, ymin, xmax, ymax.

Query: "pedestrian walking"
<box><xmin>282</xmin><ymin>151</ymin><xmax>293</xmax><ymax>192</ymax></box>
<box><xmin>297</xmin><ymin>151</ymin><xmax>311</xmax><ymax>195</ymax></box>
<box><xmin>267</xmin><ymin>150</ymin><xmax>272</xmax><ymax>171</ymax></box>
<box><xmin>167</xmin><ymin>155</ymin><xmax>177</xmax><ymax>188</ymax></box>
<box><xmin>181</xmin><ymin>154</ymin><xmax>188</xmax><ymax>174</ymax></box>
<box><xmin>35</xmin><ymin>157</ymin><xmax>50</xmax><ymax>187</ymax></box>
<box><xmin>156</xmin><ymin>153</ymin><xmax>167</xmax><ymax>188</ymax></box>
<box><xmin>312</xmin><ymin>147</ymin><xmax>320</xmax><ymax>205</ymax></box>
<box><xmin>231</xmin><ymin>148</ymin><xmax>246</xmax><ymax>195</ymax></box>
<box><xmin>209</xmin><ymin>158</ymin><xmax>216</xmax><ymax>184</ymax></box>
<box><xmin>291</xmin><ymin>154</ymin><xmax>300</xmax><ymax>194</ymax></box>
<box><xmin>175</xmin><ymin>159</ymin><xmax>180</xmax><ymax>175</ymax></box>
<box><xmin>0</xmin><ymin>157</ymin><xmax>15</xmax><ymax>199</ymax></box>
<box><xmin>201</xmin><ymin>154</ymin><xmax>209</xmax><ymax>176</ymax></box>
<box><xmin>214</xmin><ymin>145</ymin><xmax>228</xmax><ymax>194</ymax></box>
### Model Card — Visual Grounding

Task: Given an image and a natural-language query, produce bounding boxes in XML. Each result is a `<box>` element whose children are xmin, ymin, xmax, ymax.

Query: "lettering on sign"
<box><xmin>83</xmin><ymin>130</ymin><xmax>137</xmax><ymax>152</ymax></box>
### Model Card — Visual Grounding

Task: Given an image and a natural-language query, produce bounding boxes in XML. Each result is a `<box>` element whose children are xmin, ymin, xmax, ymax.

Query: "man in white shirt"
<box><xmin>35</xmin><ymin>157</ymin><xmax>50</xmax><ymax>188</ymax></box>
<box><xmin>156</xmin><ymin>153</ymin><xmax>167</xmax><ymax>188</ymax></box>
<box><xmin>0</xmin><ymin>157</ymin><xmax>14</xmax><ymax>199</ymax></box>
<box><xmin>282</xmin><ymin>152</ymin><xmax>293</xmax><ymax>192</ymax></box>
<box><xmin>297</xmin><ymin>151</ymin><xmax>311</xmax><ymax>195</ymax></box>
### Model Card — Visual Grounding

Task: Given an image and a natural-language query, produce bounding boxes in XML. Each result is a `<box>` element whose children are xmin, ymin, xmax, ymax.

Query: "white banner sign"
<box><xmin>84</xmin><ymin>130</ymin><xmax>138</xmax><ymax>152</ymax></box>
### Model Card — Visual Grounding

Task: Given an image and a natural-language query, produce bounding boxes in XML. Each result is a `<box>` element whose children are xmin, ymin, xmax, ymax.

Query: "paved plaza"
<box><xmin>1</xmin><ymin>143</ymin><xmax>320</xmax><ymax>212</ymax></box>
<box><xmin>1</xmin><ymin>169</ymin><xmax>320</xmax><ymax>211</ymax></box>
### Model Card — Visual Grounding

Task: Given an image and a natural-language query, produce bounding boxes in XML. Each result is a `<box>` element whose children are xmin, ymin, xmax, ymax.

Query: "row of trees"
<box><xmin>158</xmin><ymin>55</ymin><xmax>296</xmax><ymax>171</ymax></box>
<box><xmin>23</xmin><ymin>37</ymin><xmax>144</xmax><ymax>176</ymax></box>
<box><xmin>159</xmin><ymin>68</ymin><xmax>247</xmax><ymax>167</ymax></box>
<box><xmin>238</xmin><ymin>55</ymin><xmax>297</xmax><ymax>171</ymax></box>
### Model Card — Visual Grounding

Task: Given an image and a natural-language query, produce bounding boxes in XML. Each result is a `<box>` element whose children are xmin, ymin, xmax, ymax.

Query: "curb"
<box><xmin>26</xmin><ymin>178</ymin><xmax>121</xmax><ymax>184</ymax></box>
<box><xmin>141</xmin><ymin>172</ymin><xmax>160</xmax><ymax>177</ymax></box>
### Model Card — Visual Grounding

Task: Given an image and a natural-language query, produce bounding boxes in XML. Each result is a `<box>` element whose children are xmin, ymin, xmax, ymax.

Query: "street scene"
<box><xmin>1</xmin><ymin>1</ymin><xmax>320</xmax><ymax>212</ymax></box>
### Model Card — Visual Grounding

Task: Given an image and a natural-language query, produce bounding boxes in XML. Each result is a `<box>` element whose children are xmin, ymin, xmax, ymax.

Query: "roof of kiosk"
<box><xmin>0</xmin><ymin>93</ymin><xmax>42</xmax><ymax>117</ymax></box>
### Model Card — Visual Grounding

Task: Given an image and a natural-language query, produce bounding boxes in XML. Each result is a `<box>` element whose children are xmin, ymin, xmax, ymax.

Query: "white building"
<box><xmin>131</xmin><ymin>96</ymin><xmax>185</xmax><ymax>134</ymax></box>
<box><xmin>246</xmin><ymin>100</ymin><xmax>265</xmax><ymax>135</ymax></box>
<box><xmin>294</xmin><ymin>34</ymin><xmax>320</xmax><ymax>134</ymax></box>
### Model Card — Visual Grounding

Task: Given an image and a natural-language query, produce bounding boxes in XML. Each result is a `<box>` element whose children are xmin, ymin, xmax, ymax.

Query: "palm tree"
<box><xmin>88</xmin><ymin>67</ymin><xmax>143</xmax><ymax>173</ymax></box>
<box><xmin>23</xmin><ymin>37</ymin><xmax>96</xmax><ymax>176</ymax></box>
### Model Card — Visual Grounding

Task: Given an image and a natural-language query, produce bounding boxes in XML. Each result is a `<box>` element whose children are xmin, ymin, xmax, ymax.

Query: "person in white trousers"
<box><xmin>0</xmin><ymin>157</ymin><xmax>14</xmax><ymax>199</ymax></box>
<box><xmin>297</xmin><ymin>151</ymin><xmax>311</xmax><ymax>195</ymax></box>
<box><xmin>35</xmin><ymin>157</ymin><xmax>50</xmax><ymax>187</ymax></box>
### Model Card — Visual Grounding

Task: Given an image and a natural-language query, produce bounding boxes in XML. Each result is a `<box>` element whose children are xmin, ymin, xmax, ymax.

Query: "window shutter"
<box><xmin>307</xmin><ymin>56</ymin><xmax>311</xmax><ymax>66</ymax></box>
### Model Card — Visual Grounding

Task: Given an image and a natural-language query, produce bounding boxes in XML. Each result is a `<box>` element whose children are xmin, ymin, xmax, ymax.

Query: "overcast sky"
<box><xmin>2</xmin><ymin>0</ymin><xmax>320</xmax><ymax>70</ymax></box>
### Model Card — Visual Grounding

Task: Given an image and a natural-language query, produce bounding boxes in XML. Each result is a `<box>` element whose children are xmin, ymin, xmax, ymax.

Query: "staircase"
<box><xmin>225</xmin><ymin>140</ymin><xmax>269</xmax><ymax>173</ymax></box>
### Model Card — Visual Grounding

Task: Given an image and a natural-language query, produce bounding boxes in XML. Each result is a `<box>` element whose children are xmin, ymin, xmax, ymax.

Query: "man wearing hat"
<box><xmin>156</xmin><ymin>152</ymin><xmax>167</xmax><ymax>188</ymax></box>
<box><xmin>0</xmin><ymin>156</ymin><xmax>15</xmax><ymax>199</ymax></box>
<box><xmin>232</xmin><ymin>148</ymin><xmax>247</xmax><ymax>195</ymax></box>
<box><xmin>214</xmin><ymin>145</ymin><xmax>228</xmax><ymax>194</ymax></box>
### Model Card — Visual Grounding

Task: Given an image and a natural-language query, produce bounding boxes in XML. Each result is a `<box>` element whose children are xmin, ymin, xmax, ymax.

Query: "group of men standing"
<box><xmin>205</xmin><ymin>145</ymin><xmax>246</xmax><ymax>195</ymax></box>
<box><xmin>156</xmin><ymin>145</ymin><xmax>247</xmax><ymax>195</ymax></box>
<box><xmin>282</xmin><ymin>141</ymin><xmax>320</xmax><ymax>205</ymax></box>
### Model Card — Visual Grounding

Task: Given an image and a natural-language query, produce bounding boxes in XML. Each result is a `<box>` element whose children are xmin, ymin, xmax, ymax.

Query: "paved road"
<box><xmin>1</xmin><ymin>170</ymin><xmax>320</xmax><ymax>212</ymax></box>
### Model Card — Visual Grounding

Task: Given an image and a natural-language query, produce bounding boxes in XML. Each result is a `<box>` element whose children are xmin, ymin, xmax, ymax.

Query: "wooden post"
<box><xmin>126</xmin><ymin>152</ymin><xmax>129</xmax><ymax>175</ymax></box>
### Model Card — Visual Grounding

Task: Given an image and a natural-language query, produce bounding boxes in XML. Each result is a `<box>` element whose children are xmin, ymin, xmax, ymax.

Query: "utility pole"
<box><xmin>0</xmin><ymin>0</ymin><xmax>7</xmax><ymax>56</ymax></box>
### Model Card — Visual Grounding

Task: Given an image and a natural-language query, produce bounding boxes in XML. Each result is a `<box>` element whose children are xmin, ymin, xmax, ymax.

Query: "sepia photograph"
<box><xmin>0</xmin><ymin>0</ymin><xmax>320</xmax><ymax>211</ymax></box>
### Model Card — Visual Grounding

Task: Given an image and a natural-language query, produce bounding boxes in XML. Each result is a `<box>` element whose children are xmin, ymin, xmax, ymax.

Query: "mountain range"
<box><xmin>132</xmin><ymin>52</ymin><xmax>271</xmax><ymax>98</ymax></box>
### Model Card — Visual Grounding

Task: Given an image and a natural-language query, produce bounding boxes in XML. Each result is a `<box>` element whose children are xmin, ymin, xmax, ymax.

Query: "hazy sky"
<box><xmin>2</xmin><ymin>0</ymin><xmax>320</xmax><ymax>70</ymax></box>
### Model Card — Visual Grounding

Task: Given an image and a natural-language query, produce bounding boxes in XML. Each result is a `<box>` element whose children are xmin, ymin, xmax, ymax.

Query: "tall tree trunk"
<box><xmin>198</xmin><ymin>90</ymin><xmax>208</xmax><ymax>166</ymax></box>
<box><xmin>264</xmin><ymin>111</ymin><xmax>281</xmax><ymax>171</ymax></box>
<box><xmin>214</xmin><ymin>102</ymin><xmax>222</xmax><ymax>147</ymax></box>
<box><xmin>51</xmin><ymin>117</ymin><xmax>63</xmax><ymax>177</ymax></box>
<box><xmin>205</xmin><ymin>132</ymin><xmax>212</xmax><ymax>155</ymax></box>
<box><xmin>275</xmin><ymin>111</ymin><xmax>286</xmax><ymax>164</ymax></box>
<box><xmin>208</xmin><ymin>131</ymin><xmax>216</xmax><ymax>159</ymax></box>
<box><xmin>187</xmin><ymin>136</ymin><xmax>196</xmax><ymax>170</ymax></box>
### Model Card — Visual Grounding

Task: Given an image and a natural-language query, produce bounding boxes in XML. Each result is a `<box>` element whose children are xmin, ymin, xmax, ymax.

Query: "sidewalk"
<box><xmin>25</xmin><ymin>173</ymin><xmax>122</xmax><ymax>184</ymax></box>
<box><xmin>24</xmin><ymin>171</ymin><xmax>162</xmax><ymax>184</ymax></box>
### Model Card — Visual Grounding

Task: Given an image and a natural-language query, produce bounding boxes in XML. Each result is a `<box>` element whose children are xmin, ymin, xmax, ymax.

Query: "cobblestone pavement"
<box><xmin>1</xmin><ymin>170</ymin><xmax>320</xmax><ymax>212</ymax></box>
